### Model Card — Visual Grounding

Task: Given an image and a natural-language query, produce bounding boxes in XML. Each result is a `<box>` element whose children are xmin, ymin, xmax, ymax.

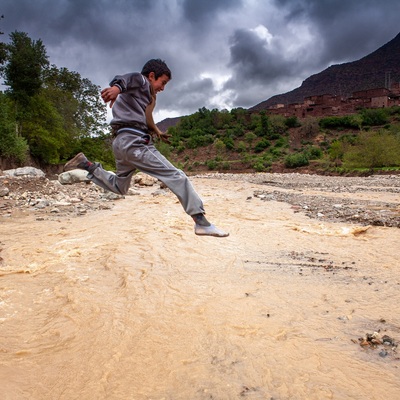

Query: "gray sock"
<box><xmin>192</xmin><ymin>213</ymin><xmax>211</xmax><ymax>226</ymax></box>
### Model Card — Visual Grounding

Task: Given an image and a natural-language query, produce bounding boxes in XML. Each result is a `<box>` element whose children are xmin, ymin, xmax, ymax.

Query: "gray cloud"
<box><xmin>182</xmin><ymin>0</ymin><xmax>242</xmax><ymax>23</ymax></box>
<box><xmin>1</xmin><ymin>0</ymin><xmax>400</xmax><ymax>121</ymax></box>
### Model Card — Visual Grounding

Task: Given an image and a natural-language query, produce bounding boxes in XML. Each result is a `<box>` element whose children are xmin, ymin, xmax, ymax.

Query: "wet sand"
<box><xmin>1</xmin><ymin>174</ymin><xmax>399</xmax><ymax>399</ymax></box>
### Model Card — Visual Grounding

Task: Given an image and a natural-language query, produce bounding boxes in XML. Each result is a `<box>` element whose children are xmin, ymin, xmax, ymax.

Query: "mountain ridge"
<box><xmin>249</xmin><ymin>32</ymin><xmax>400</xmax><ymax>111</ymax></box>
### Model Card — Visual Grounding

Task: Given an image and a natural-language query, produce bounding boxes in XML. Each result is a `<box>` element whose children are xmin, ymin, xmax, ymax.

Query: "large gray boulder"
<box><xmin>58</xmin><ymin>170</ymin><xmax>90</xmax><ymax>184</ymax></box>
<box><xmin>2</xmin><ymin>167</ymin><xmax>46</xmax><ymax>178</ymax></box>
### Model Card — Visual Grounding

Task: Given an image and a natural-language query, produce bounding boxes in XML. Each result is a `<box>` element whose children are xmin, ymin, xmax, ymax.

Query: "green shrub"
<box><xmin>252</xmin><ymin>156</ymin><xmax>272</xmax><ymax>172</ymax></box>
<box><xmin>319</xmin><ymin>115</ymin><xmax>362</xmax><ymax>130</ymax></box>
<box><xmin>0</xmin><ymin>95</ymin><xmax>29</xmax><ymax>162</ymax></box>
<box><xmin>186</xmin><ymin>133</ymin><xmax>213</xmax><ymax>149</ymax></box>
<box><xmin>223</xmin><ymin>136</ymin><xmax>235</xmax><ymax>150</ymax></box>
<box><xmin>343</xmin><ymin>130</ymin><xmax>400</xmax><ymax>168</ymax></box>
<box><xmin>269</xmin><ymin>115</ymin><xmax>287</xmax><ymax>135</ymax></box>
<box><xmin>285</xmin><ymin>116</ymin><xmax>301</xmax><ymax>128</ymax></box>
<box><xmin>360</xmin><ymin>108</ymin><xmax>390</xmax><ymax>126</ymax></box>
<box><xmin>284</xmin><ymin>152</ymin><xmax>309</xmax><ymax>168</ymax></box>
<box><xmin>206</xmin><ymin>159</ymin><xmax>218</xmax><ymax>170</ymax></box>
<box><xmin>236</xmin><ymin>141</ymin><xmax>246</xmax><ymax>153</ymax></box>
<box><xmin>300</xmin><ymin>117</ymin><xmax>320</xmax><ymax>138</ymax></box>
<box><xmin>155</xmin><ymin>141</ymin><xmax>171</xmax><ymax>159</ymax></box>
<box><xmin>221</xmin><ymin>161</ymin><xmax>231</xmax><ymax>170</ymax></box>
<box><xmin>269</xmin><ymin>147</ymin><xmax>282</xmax><ymax>157</ymax></box>
<box><xmin>274</xmin><ymin>137</ymin><xmax>288</xmax><ymax>148</ymax></box>
<box><xmin>254</xmin><ymin>138</ymin><xmax>271</xmax><ymax>153</ymax></box>
<box><xmin>305</xmin><ymin>146</ymin><xmax>323</xmax><ymax>160</ymax></box>
<box><xmin>328</xmin><ymin>140</ymin><xmax>345</xmax><ymax>161</ymax></box>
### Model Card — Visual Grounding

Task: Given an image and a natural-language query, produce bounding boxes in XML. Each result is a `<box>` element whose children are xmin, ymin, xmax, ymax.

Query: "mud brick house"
<box><xmin>266</xmin><ymin>82</ymin><xmax>400</xmax><ymax>119</ymax></box>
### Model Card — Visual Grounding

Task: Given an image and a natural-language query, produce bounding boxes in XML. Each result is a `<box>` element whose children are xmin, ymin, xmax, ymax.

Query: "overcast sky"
<box><xmin>1</xmin><ymin>0</ymin><xmax>400</xmax><ymax>122</ymax></box>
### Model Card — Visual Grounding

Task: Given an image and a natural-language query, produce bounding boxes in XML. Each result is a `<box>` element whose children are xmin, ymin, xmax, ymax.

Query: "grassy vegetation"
<box><xmin>161</xmin><ymin>106</ymin><xmax>400</xmax><ymax>174</ymax></box>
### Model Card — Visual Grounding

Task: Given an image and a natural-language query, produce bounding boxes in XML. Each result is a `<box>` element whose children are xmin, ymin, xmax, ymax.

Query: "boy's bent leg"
<box><xmin>64</xmin><ymin>152</ymin><xmax>134</xmax><ymax>195</ymax></box>
<box><xmin>134</xmin><ymin>145</ymin><xmax>229</xmax><ymax>237</ymax></box>
<box><xmin>89</xmin><ymin>165</ymin><xmax>134</xmax><ymax>195</ymax></box>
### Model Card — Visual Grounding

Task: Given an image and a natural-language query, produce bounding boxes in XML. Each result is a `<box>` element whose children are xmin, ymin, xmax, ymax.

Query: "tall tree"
<box><xmin>2</xmin><ymin>31</ymin><xmax>49</xmax><ymax>105</ymax></box>
<box><xmin>43</xmin><ymin>65</ymin><xmax>107</xmax><ymax>140</ymax></box>
<box><xmin>0</xmin><ymin>14</ymin><xmax>6</xmax><ymax>66</ymax></box>
<box><xmin>0</xmin><ymin>92</ymin><xmax>29</xmax><ymax>162</ymax></box>
<box><xmin>0</xmin><ymin>30</ymin><xmax>108</xmax><ymax>165</ymax></box>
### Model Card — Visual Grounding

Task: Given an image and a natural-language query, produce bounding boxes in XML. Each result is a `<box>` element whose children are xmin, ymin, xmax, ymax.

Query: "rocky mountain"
<box><xmin>250</xmin><ymin>32</ymin><xmax>400</xmax><ymax>111</ymax></box>
<box><xmin>157</xmin><ymin>116</ymin><xmax>182</xmax><ymax>133</ymax></box>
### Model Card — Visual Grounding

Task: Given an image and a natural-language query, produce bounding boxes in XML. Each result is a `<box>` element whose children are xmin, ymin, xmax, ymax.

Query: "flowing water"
<box><xmin>1</xmin><ymin>177</ymin><xmax>399</xmax><ymax>399</ymax></box>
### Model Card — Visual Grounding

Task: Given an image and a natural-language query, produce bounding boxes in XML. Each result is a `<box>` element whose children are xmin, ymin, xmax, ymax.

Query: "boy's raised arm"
<box><xmin>101</xmin><ymin>86</ymin><xmax>121</xmax><ymax>108</ymax></box>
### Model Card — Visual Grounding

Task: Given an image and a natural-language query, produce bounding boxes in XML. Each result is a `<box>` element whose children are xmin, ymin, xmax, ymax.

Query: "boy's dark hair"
<box><xmin>141</xmin><ymin>59</ymin><xmax>172</xmax><ymax>80</ymax></box>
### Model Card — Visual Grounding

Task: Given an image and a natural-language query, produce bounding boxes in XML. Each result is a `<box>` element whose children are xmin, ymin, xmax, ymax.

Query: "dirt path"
<box><xmin>1</xmin><ymin>175</ymin><xmax>399</xmax><ymax>399</ymax></box>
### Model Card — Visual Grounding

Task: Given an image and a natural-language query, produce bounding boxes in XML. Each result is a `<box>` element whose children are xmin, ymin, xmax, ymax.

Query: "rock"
<box><xmin>127</xmin><ymin>188</ymin><xmax>140</xmax><ymax>196</ymax></box>
<box><xmin>133</xmin><ymin>172</ymin><xmax>158</xmax><ymax>186</ymax></box>
<box><xmin>35</xmin><ymin>199</ymin><xmax>50</xmax><ymax>209</ymax></box>
<box><xmin>58</xmin><ymin>170</ymin><xmax>90</xmax><ymax>184</ymax></box>
<box><xmin>0</xmin><ymin>186</ymin><xmax>9</xmax><ymax>197</ymax></box>
<box><xmin>101</xmin><ymin>192</ymin><xmax>124</xmax><ymax>200</ymax></box>
<box><xmin>3</xmin><ymin>167</ymin><xmax>45</xmax><ymax>178</ymax></box>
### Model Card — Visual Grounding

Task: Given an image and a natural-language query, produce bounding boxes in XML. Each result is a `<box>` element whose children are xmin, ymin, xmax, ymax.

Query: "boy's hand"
<box><xmin>158</xmin><ymin>132</ymin><xmax>172</xmax><ymax>144</ymax></box>
<box><xmin>151</xmin><ymin>128</ymin><xmax>171</xmax><ymax>144</ymax></box>
<box><xmin>101</xmin><ymin>86</ymin><xmax>121</xmax><ymax>107</ymax></box>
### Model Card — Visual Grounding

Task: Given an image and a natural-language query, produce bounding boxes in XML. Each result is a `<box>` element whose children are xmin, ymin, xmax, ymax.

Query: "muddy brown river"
<box><xmin>1</xmin><ymin>175</ymin><xmax>399</xmax><ymax>399</ymax></box>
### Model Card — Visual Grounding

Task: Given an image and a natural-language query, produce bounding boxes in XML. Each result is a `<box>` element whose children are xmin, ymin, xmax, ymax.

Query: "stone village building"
<box><xmin>266</xmin><ymin>82</ymin><xmax>400</xmax><ymax>119</ymax></box>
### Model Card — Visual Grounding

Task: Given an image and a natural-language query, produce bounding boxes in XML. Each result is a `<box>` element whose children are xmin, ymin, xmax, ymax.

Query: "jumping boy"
<box><xmin>64</xmin><ymin>59</ymin><xmax>229</xmax><ymax>237</ymax></box>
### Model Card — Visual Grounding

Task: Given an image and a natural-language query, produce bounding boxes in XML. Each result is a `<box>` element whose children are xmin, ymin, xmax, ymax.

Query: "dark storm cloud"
<box><xmin>227</xmin><ymin>28</ymin><xmax>292</xmax><ymax>81</ymax></box>
<box><xmin>182</xmin><ymin>0</ymin><xmax>242</xmax><ymax>24</ymax></box>
<box><xmin>166</xmin><ymin>77</ymin><xmax>216</xmax><ymax>114</ymax></box>
<box><xmin>274</xmin><ymin>0</ymin><xmax>400</xmax><ymax>63</ymax></box>
<box><xmin>2</xmin><ymin>0</ymin><xmax>400</xmax><ymax>119</ymax></box>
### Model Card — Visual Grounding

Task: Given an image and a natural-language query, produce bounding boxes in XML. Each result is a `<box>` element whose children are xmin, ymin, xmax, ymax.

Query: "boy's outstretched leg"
<box><xmin>192</xmin><ymin>213</ymin><xmax>229</xmax><ymax>237</ymax></box>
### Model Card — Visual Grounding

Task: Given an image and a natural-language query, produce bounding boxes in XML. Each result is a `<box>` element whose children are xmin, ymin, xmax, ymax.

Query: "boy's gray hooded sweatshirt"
<box><xmin>109</xmin><ymin>72</ymin><xmax>152</xmax><ymax>132</ymax></box>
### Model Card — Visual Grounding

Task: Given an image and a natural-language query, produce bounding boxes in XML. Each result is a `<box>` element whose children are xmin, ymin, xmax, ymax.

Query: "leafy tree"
<box><xmin>230</xmin><ymin>107</ymin><xmax>248</xmax><ymax>127</ymax></box>
<box><xmin>2</xmin><ymin>31</ymin><xmax>49</xmax><ymax>106</ymax></box>
<box><xmin>0</xmin><ymin>31</ymin><xmax>108</xmax><ymax>164</ymax></box>
<box><xmin>0</xmin><ymin>92</ymin><xmax>28</xmax><ymax>162</ymax></box>
<box><xmin>0</xmin><ymin>14</ymin><xmax>6</xmax><ymax>66</ymax></box>
<box><xmin>20</xmin><ymin>93</ymin><xmax>68</xmax><ymax>163</ymax></box>
<box><xmin>43</xmin><ymin>65</ymin><xmax>107</xmax><ymax>140</ymax></box>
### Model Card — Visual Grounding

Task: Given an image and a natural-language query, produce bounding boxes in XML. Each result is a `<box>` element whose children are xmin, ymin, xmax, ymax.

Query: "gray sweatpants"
<box><xmin>88</xmin><ymin>131</ymin><xmax>205</xmax><ymax>216</ymax></box>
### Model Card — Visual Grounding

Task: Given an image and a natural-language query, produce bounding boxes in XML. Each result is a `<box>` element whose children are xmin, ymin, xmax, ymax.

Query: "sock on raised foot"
<box><xmin>192</xmin><ymin>213</ymin><xmax>211</xmax><ymax>227</ymax></box>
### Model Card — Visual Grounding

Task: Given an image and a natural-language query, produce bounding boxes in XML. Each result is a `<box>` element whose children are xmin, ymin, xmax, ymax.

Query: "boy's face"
<box><xmin>148</xmin><ymin>72</ymin><xmax>170</xmax><ymax>94</ymax></box>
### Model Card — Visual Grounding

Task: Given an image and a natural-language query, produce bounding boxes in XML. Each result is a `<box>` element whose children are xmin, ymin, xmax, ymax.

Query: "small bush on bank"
<box><xmin>284</xmin><ymin>152</ymin><xmax>309</xmax><ymax>168</ymax></box>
